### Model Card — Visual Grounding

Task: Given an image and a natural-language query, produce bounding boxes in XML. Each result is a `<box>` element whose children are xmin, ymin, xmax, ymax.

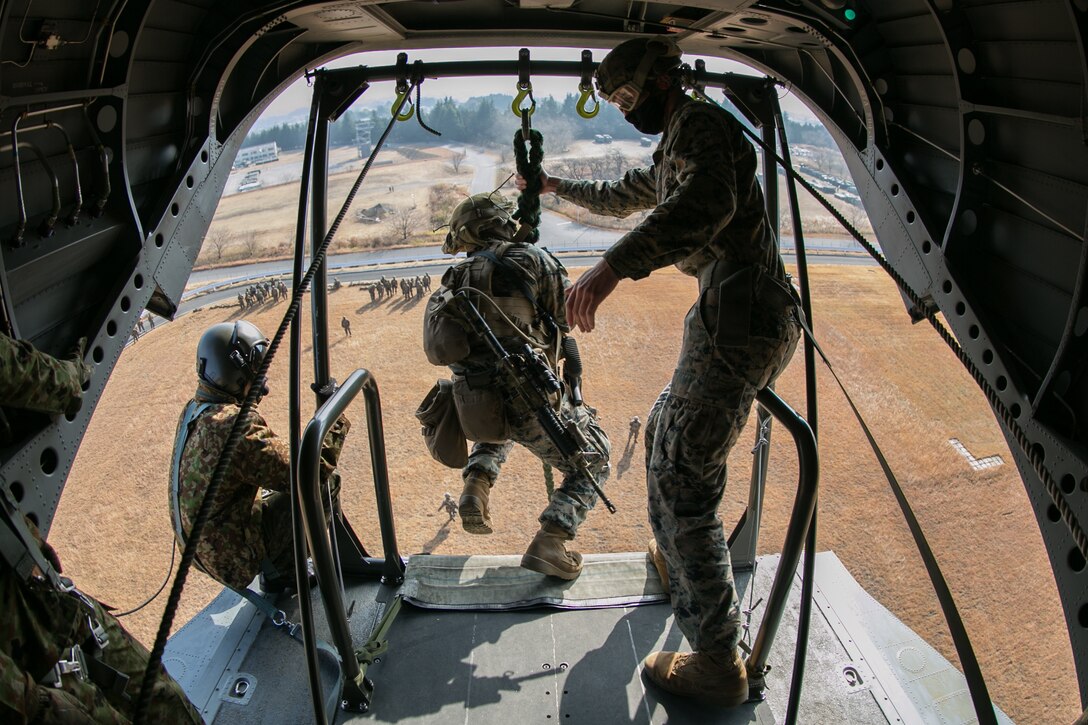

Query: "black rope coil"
<box><xmin>513</xmin><ymin>128</ymin><xmax>544</xmax><ymax>244</ymax></box>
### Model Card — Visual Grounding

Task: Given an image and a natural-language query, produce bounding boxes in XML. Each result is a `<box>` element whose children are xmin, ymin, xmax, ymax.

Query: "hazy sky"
<box><xmin>260</xmin><ymin>45</ymin><xmax>821</xmax><ymax>124</ymax></box>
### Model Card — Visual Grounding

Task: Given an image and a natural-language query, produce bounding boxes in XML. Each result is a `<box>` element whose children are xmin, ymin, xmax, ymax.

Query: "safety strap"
<box><xmin>0</xmin><ymin>502</ymin><xmax>64</xmax><ymax>589</ymax></box>
<box><xmin>168</xmin><ymin>400</ymin><xmax>215</xmax><ymax>547</ymax></box>
<box><xmin>793</xmin><ymin>310</ymin><xmax>997</xmax><ymax>724</ymax></box>
<box><xmin>355</xmin><ymin>595</ymin><xmax>403</xmax><ymax>669</ymax></box>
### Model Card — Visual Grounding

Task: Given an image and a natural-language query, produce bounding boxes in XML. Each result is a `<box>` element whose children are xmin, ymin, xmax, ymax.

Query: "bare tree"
<box><xmin>241</xmin><ymin>231</ymin><xmax>260</xmax><ymax>259</ymax></box>
<box><xmin>605</xmin><ymin>148</ymin><xmax>627</xmax><ymax>178</ymax></box>
<box><xmin>555</xmin><ymin>158</ymin><xmax>584</xmax><ymax>180</ymax></box>
<box><xmin>391</xmin><ymin>205</ymin><xmax>422</xmax><ymax>242</ymax></box>
<box><xmin>586</xmin><ymin>156</ymin><xmax>609</xmax><ymax>179</ymax></box>
<box><xmin>450</xmin><ymin>149</ymin><xmax>467</xmax><ymax>173</ymax></box>
<box><xmin>205</xmin><ymin>229</ymin><xmax>231</xmax><ymax>262</ymax></box>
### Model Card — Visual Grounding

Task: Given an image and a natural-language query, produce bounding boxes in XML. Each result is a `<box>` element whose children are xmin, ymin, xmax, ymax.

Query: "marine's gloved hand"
<box><xmin>63</xmin><ymin>337</ymin><xmax>92</xmax><ymax>417</ymax></box>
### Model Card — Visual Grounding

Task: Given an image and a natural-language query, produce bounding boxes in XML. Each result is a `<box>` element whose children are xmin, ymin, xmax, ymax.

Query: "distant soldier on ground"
<box><xmin>627</xmin><ymin>415</ymin><xmax>641</xmax><ymax>447</ymax></box>
<box><xmin>368</xmin><ymin>284</ymin><xmax>377</xmax><ymax>302</ymax></box>
<box><xmin>0</xmin><ymin>333</ymin><xmax>202</xmax><ymax>723</ymax></box>
<box><xmin>424</xmin><ymin>193</ymin><xmax>611</xmax><ymax>581</ymax></box>
<box><xmin>341</xmin><ymin>316</ymin><xmax>352</xmax><ymax>336</ymax></box>
<box><xmin>238</xmin><ymin>293</ymin><xmax>246</xmax><ymax>309</ymax></box>
<box><xmin>170</xmin><ymin>321</ymin><xmax>350</xmax><ymax>594</ymax></box>
<box><xmin>438</xmin><ymin>492</ymin><xmax>458</xmax><ymax>522</ymax></box>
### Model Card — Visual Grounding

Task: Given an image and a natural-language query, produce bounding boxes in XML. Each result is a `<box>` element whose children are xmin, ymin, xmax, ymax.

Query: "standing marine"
<box><xmin>423</xmin><ymin>193</ymin><xmax>611</xmax><ymax>580</ymax></box>
<box><xmin>528</xmin><ymin>37</ymin><xmax>800</xmax><ymax>705</ymax></box>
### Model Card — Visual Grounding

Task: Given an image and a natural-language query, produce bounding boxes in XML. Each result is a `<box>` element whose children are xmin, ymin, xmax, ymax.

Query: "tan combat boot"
<box><xmin>458</xmin><ymin>475</ymin><xmax>492</xmax><ymax>534</ymax></box>
<box><xmin>520</xmin><ymin>523</ymin><xmax>583</xmax><ymax>580</ymax></box>
<box><xmin>647</xmin><ymin>538</ymin><xmax>670</xmax><ymax>594</ymax></box>
<box><xmin>643</xmin><ymin>650</ymin><xmax>748</xmax><ymax>706</ymax></box>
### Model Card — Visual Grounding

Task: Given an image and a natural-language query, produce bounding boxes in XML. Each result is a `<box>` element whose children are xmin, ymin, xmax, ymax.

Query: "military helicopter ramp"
<box><xmin>164</xmin><ymin>551</ymin><xmax>1013</xmax><ymax>724</ymax></box>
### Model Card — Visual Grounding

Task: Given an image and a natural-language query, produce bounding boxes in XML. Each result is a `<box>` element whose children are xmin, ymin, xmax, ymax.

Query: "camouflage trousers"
<box><xmin>463</xmin><ymin>392</ymin><xmax>611</xmax><ymax>537</ymax></box>
<box><xmin>645</xmin><ymin>286</ymin><xmax>799</xmax><ymax>658</ymax></box>
<box><xmin>200</xmin><ymin>476</ymin><xmax>342</xmax><ymax>589</ymax></box>
<box><xmin>0</xmin><ymin>568</ymin><xmax>202</xmax><ymax>723</ymax></box>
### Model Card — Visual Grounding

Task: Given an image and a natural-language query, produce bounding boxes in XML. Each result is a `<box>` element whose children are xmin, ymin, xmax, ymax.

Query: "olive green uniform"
<box><xmin>172</xmin><ymin>397</ymin><xmax>349</xmax><ymax>591</ymax></box>
<box><xmin>557</xmin><ymin>98</ymin><xmax>798</xmax><ymax>658</ymax></box>
<box><xmin>0</xmin><ymin>334</ymin><xmax>200</xmax><ymax>723</ymax></box>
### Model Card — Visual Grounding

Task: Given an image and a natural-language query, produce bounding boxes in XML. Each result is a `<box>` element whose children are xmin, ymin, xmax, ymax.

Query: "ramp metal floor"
<box><xmin>164</xmin><ymin>551</ymin><xmax>1014</xmax><ymax>724</ymax></box>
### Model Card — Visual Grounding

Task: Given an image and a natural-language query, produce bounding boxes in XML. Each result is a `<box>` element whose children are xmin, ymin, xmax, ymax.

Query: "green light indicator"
<box><xmin>844</xmin><ymin>8</ymin><xmax>857</xmax><ymax>21</ymax></box>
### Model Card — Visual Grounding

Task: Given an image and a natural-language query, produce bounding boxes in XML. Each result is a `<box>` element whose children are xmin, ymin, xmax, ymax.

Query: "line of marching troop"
<box><xmin>361</xmin><ymin>273</ymin><xmax>432</xmax><ymax>302</ymax></box>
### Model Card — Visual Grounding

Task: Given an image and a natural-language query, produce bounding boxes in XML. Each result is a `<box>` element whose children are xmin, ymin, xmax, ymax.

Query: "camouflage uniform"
<box><xmin>0</xmin><ymin>333</ymin><xmax>88</xmax><ymax>424</ymax></box>
<box><xmin>0</xmin><ymin>336</ymin><xmax>199</xmax><ymax>723</ymax></box>
<box><xmin>557</xmin><ymin>98</ymin><xmax>798</xmax><ymax>657</ymax></box>
<box><xmin>172</xmin><ymin>398</ymin><xmax>349</xmax><ymax>590</ymax></box>
<box><xmin>0</xmin><ymin>552</ymin><xmax>202</xmax><ymax>723</ymax></box>
<box><xmin>444</xmin><ymin>241</ymin><xmax>611</xmax><ymax>537</ymax></box>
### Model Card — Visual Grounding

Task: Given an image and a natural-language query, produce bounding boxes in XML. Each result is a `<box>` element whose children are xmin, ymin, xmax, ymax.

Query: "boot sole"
<box><xmin>520</xmin><ymin>553</ymin><xmax>582</xmax><ymax>580</ymax></box>
<box><xmin>458</xmin><ymin>497</ymin><xmax>492</xmax><ymax>535</ymax></box>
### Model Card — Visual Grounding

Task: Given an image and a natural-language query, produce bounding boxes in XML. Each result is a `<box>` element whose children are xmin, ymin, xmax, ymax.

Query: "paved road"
<box><xmin>185</xmin><ymin>143</ymin><xmax>875</xmax><ymax>315</ymax></box>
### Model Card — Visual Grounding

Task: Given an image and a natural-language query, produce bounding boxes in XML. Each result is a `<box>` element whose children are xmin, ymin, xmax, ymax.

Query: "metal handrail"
<box><xmin>297</xmin><ymin>368</ymin><xmax>406</xmax><ymax>712</ymax></box>
<box><xmin>745</xmin><ymin>387</ymin><xmax>819</xmax><ymax>693</ymax></box>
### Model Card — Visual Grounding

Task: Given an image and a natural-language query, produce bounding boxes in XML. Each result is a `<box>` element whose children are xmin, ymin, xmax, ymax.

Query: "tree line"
<box><xmin>242</xmin><ymin>92</ymin><xmax>838</xmax><ymax>154</ymax></box>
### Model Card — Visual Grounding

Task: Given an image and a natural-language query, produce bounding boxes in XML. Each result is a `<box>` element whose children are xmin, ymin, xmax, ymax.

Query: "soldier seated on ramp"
<box><xmin>0</xmin><ymin>332</ymin><xmax>201</xmax><ymax>723</ymax></box>
<box><xmin>422</xmin><ymin>193</ymin><xmax>611</xmax><ymax>581</ymax></box>
<box><xmin>169</xmin><ymin>320</ymin><xmax>350</xmax><ymax>594</ymax></box>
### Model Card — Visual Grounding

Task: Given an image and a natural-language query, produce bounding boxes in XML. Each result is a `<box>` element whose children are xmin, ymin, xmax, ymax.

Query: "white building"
<box><xmin>235</xmin><ymin>142</ymin><xmax>279</xmax><ymax>167</ymax></box>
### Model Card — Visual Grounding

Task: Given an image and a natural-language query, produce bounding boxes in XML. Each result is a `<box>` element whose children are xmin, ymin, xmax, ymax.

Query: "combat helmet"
<box><xmin>196</xmin><ymin>320</ymin><xmax>269</xmax><ymax>399</ymax></box>
<box><xmin>595</xmin><ymin>37</ymin><xmax>684</xmax><ymax>114</ymax></box>
<box><xmin>443</xmin><ymin>193</ymin><xmax>517</xmax><ymax>254</ymax></box>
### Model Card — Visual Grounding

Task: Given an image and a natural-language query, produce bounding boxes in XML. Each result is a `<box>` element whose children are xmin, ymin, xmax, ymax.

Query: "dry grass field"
<box><xmin>197</xmin><ymin>141</ymin><xmax>872</xmax><ymax>268</ymax></box>
<box><xmin>52</xmin><ymin>264</ymin><xmax>1076</xmax><ymax>723</ymax></box>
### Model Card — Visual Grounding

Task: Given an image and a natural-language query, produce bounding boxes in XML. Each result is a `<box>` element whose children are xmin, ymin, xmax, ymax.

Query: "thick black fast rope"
<box><xmin>721</xmin><ymin>104</ymin><xmax>1088</xmax><ymax>566</ymax></box>
<box><xmin>132</xmin><ymin>86</ymin><xmax>414</xmax><ymax>724</ymax></box>
<box><xmin>512</xmin><ymin>128</ymin><xmax>544</xmax><ymax>244</ymax></box>
<box><xmin>414</xmin><ymin>83</ymin><xmax>441</xmax><ymax>137</ymax></box>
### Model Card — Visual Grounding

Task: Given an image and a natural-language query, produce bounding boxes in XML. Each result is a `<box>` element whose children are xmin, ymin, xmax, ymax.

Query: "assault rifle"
<box><xmin>451</xmin><ymin>291</ymin><xmax>616</xmax><ymax>514</ymax></box>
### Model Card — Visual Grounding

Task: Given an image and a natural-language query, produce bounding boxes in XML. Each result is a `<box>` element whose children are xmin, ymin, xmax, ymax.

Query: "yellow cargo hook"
<box><xmin>511</xmin><ymin>83</ymin><xmax>536</xmax><ymax>118</ymax></box>
<box><xmin>576</xmin><ymin>83</ymin><xmax>600</xmax><ymax>119</ymax></box>
<box><xmin>391</xmin><ymin>86</ymin><xmax>415</xmax><ymax>121</ymax></box>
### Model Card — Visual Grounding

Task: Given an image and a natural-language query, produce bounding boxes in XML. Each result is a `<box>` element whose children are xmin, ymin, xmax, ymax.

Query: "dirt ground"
<box><xmin>53</xmin><ymin>264</ymin><xmax>1076</xmax><ymax>723</ymax></box>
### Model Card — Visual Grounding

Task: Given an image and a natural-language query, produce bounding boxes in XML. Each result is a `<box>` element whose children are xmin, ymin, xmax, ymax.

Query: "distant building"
<box><xmin>356</xmin><ymin>118</ymin><xmax>373</xmax><ymax>158</ymax></box>
<box><xmin>356</xmin><ymin>203</ymin><xmax>393</xmax><ymax>223</ymax></box>
<box><xmin>235</xmin><ymin>142</ymin><xmax>279</xmax><ymax>167</ymax></box>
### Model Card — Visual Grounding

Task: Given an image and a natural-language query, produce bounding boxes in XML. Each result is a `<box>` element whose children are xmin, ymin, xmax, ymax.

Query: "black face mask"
<box><xmin>625</xmin><ymin>91</ymin><xmax>668</xmax><ymax>135</ymax></box>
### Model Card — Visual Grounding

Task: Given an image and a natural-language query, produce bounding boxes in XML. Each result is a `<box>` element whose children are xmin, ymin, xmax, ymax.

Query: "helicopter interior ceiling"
<box><xmin>0</xmin><ymin>0</ymin><xmax>1086</xmax><ymax>708</ymax></box>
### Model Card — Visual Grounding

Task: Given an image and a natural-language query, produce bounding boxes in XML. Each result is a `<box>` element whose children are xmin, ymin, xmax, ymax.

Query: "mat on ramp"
<box><xmin>400</xmin><ymin>552</ymin><xmax>669</xmax><ymax>609</ymax></box>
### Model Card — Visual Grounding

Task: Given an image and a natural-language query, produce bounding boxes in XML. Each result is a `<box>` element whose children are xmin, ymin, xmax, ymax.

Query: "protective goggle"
<box><xmin>597</xmin><ymin>81</ymin><xmax>645</xmax><ymax>114</ymax></box>
<box><xmin>227</xmin><ymin>324</ymin><xmax>268</xmax><ymax>374</ymax></box>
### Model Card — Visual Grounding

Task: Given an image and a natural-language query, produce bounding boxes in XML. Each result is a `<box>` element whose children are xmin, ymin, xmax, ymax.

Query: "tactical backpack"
<box><xmin>422</xmin><ymin>241</ymin><xmax>544</xmax><ymax>367</ymax></box>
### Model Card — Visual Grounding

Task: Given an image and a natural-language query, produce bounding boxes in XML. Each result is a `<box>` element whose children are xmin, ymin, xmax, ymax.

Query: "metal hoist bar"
<box><xmin>745</xmin><ymin>387</ymin><xmax>818</xmax><ymax>694</ymax></box>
